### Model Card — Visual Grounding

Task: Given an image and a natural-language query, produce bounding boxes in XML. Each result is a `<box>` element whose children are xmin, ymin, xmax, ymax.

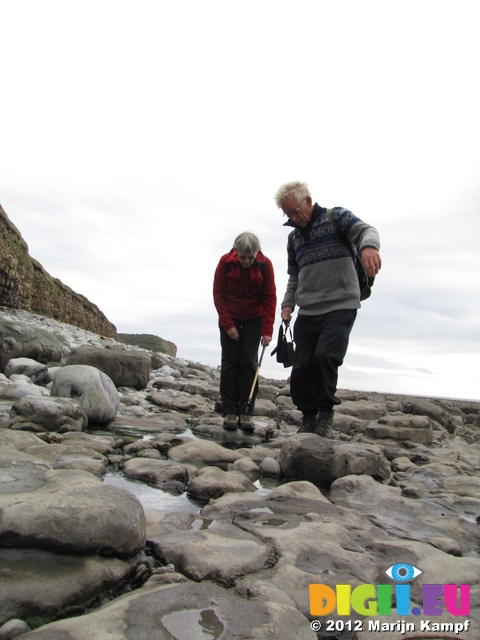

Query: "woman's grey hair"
<box><xmin>274</xmin><ymin>181</ymin><xmax>311</xmax><ymax>208</ymax></box>
<box><xmin>233</xmin><ymin>231</ymin><xmax>261</xmax><ymax>256</ymax></box>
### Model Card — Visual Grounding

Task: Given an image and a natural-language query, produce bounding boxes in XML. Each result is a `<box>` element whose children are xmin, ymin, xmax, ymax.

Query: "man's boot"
<box><xmin>315</xmin><ymin>410</ymin><xmax>334</xmax><ymax>438</ymax></box>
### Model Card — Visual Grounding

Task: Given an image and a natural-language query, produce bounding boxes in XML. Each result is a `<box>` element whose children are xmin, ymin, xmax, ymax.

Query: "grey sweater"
<box><xmin>282</xmin><ymin>204</ymin><xmax>380</xmax><ymax>316</ymax></box>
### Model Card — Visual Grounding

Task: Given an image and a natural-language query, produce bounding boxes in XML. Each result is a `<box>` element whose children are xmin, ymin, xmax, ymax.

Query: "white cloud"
<box><xmin>1</xmin><ymin>0</ymin><xmax>479</xmax><ymax>400</ymax></box>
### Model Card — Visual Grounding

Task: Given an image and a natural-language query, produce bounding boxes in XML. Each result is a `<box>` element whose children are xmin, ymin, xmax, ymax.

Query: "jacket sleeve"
<box><xmin>213</xmin><ymin>257</ymin><xmax>235</xmax><ymax>331</ymax></box>
<box><xmin>281</xmin><ymin>231</ymin><xmax>298</xmax><ymax>311</ymax></box>
<box><xmin>261</xmin><ymin>257</ymin><xmax>277</xmax><ymax>337</ymax></box>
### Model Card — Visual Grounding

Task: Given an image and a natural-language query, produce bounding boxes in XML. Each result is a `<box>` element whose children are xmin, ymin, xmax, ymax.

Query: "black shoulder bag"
<box><xmin>271</xmin><ymin>321</ymin><xmax>295</xmax><ymax>368</ymax></box>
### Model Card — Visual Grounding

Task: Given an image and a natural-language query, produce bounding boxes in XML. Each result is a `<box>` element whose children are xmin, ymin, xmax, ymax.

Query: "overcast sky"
<box><xmin>1</xmin><ymin>0</ymin><xmax>479</xmax><ymax>401</ymax></box>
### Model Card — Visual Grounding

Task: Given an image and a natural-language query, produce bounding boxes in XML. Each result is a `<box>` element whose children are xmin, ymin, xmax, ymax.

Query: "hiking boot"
<box><xmin>239</xmin><ymin>414</ymin><xmax>254</xmax><ymax>431</ymax></box>
<box><xmin>298</xmin><ymin>413</ymin><xmax>317</xmax><ymax>433</ymax></box>
<box><xmin>315</xmin><ymin>410</ymin><xmax>334</xmax><ymax>438</ymax></box>
<box><xmin>223</xmin><ymin>414</ymin><xmax>238</xmax><ymax>430</ymax></box>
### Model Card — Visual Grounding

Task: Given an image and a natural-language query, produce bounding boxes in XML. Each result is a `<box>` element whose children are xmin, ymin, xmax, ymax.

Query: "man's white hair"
<box><xmin>274</xmin><ymin>181</ymin><xmax>311</xmax><ymax>208</ymax></box>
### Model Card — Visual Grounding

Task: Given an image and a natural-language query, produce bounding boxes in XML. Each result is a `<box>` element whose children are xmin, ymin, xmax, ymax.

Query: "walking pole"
<box><xmin>246</xmin><ymin>343</ymin><xmax>267</xmax><ymax>413</ymax></box>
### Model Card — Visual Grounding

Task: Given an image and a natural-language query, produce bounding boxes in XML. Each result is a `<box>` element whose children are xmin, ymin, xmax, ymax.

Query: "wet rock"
<box><xmin>123</xmin><ymin>457</ymin><xmax>191</xmax><ymax>492</ymax></box>
<box><xmin>15</xmin><ymin>574</ymin><xmax>316</xmax><ymax>639</ymax></box>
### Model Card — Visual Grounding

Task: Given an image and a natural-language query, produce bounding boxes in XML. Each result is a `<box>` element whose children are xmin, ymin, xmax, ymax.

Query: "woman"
<box><xmin>213</xmin><ymin>232</ymin><xmax>276</xmax><ymax>431</ymax></box>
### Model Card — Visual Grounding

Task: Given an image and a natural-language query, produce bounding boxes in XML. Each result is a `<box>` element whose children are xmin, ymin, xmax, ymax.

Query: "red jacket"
<box><xmin>213</xmin><ymin>249</ymin><xmax>276</xmax><ymax>336</ymax></box>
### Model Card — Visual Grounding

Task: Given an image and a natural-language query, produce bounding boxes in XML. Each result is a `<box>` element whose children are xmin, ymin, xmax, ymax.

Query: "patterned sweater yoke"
<box><xmin>282</xmin><ymin>204</ymin><xmax>380</xmax><ymax>316</ymax></box>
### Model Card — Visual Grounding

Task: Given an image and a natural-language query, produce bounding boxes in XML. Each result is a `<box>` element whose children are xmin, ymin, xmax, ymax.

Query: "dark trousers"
<box><xmin>220</xmin><ymin>316</ymin><xmax>262</xmax><ymax>416</ymax></box>
<box><xmin>291</xmin><ymin>309</ymin><xmax>357</xmax><ymax>415</ymax></box>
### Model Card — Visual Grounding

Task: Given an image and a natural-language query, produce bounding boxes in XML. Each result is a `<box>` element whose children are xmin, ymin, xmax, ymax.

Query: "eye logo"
<box><xmin>385</xmin><ymin>563</ymin><xmax>423</xmax><ymax>582</ymax></box>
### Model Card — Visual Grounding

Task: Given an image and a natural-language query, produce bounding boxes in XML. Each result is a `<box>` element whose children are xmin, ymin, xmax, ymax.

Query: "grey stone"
<box><xmin>0</xmin><ymin>467</ymin><xmax>146</xmax><ymax>556</ymax></box>
<box><xmin>8</xmin><ymin>395</ymin><xmax>88</xmax><ymax>433</ymax></box>
<box><xmin>4</xmin><ymin>358</ymin><xmax>48</xmax><ymax>384</ymax></box>
<box><xmin>278</xmin><ymin>433</ymin><xmax>391</xmax><ymax>484</ymax></box>
<box><xmin>0</xmin><ymin>317</ymin><xmax>65</xmax><ymax>372</ymax></box>
<box><xmin>187</xmin><ymin>466</ymin><xmax>256</xmax><ymax>501</ymax></box>
<box><xmin>50</xmin><ymin>364</ymin><xmax>119</xmax><ymax>423</ymax></box>
<box><xmin>66</xmin><ymin>345</ymin><xmax>151</xmax><ymax>390</ymax></box>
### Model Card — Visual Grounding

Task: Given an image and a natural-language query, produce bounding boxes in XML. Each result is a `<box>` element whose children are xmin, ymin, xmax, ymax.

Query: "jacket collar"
<box><xmin>225</xmin><ymin>249</ymin><xmax>266</xmax><ymax>264</ymax></box>
<box><xmin>282</xmin><ymin>203</ymin><xmax>324</xmax><ymax>230</ymax></box>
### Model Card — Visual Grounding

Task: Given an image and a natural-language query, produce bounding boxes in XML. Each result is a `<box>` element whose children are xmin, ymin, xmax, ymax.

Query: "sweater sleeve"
<box><xmin>261</xmin><ymin>257</ymin><xmax>277</xmax><ymax>337</ymax></box>
<box><xmin>213</xmin><ymin>256</ymin><xmax>235</xmax><ymax>331</ymax></box>
<box><xmin>333</xmin><ymin>207</ymin><xmax>381</xmax><ymax>251</ymax></box>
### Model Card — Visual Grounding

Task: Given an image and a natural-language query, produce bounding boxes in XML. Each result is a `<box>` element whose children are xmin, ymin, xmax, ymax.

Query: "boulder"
<box><xmin>4</xmin><ymin>357</ymin><xmax>49</xmax><ymax>384</ymax></box>
<box><xmin>0</xmin><ymin>317</ymin><xmax>65</xmax><ymax>372</ymax></box>
<box><xmin>278</xmin><ymin>433</ymin><xmax>391</xmax><ymax>485</ymax></box>
<box><xmin>66</xmin><ymin>345</ymin><xmax>151</xmax><ymax>390</ymax></box>
<box><xmin>8</xmin><ymin>395</ymin><xmax>88</xmax><ymax>433</ymax></box>
<box><xmin>50</xmin><ymin>364</ymin><xmax>119</xmax><ymax>423</ymax></box>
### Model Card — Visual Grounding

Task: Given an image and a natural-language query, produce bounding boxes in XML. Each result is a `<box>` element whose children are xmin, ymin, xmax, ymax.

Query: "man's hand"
<box><xmin>361</xmin><ymin>247</ymin><xmax>382</xmax><ymax>278</ymax></box>
<box><xmin>281</xmin><ymin>306</ymin><xmax>293</xmax><ymax>324</ymax></box>
<box><xmin>261</xmin><ymin>335</ymin><xmax>272</xmax><ymax>346</ymax></box>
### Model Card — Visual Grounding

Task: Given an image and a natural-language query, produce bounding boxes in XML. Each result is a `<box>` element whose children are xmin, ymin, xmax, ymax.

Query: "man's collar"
<box><xmin>282</xmin><ymin>203</ymin><xmax>322</xmax><ymax>229</ymax></box>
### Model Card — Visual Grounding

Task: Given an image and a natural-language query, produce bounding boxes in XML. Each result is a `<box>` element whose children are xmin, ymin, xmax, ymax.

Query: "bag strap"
<box><xmin>326</xmin><ymin>207</ymin><xmax>357</xmax><ymax>261</ymax></box>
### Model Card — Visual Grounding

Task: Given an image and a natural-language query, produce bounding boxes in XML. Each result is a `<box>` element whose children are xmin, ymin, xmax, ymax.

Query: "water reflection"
<box><xmin>104</xmin><ymin>471</ymin><xmax>200</xmax><ymax>514</ymax></box>
<box><xmin>161</xmin><ymin>608</ymin><xmax>224</xmax><ymax>639</ymax></box>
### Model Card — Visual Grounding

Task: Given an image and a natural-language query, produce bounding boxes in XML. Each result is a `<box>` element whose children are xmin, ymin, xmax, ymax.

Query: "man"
<box><xmin>275</xmin><ymin>181</ymin><xmax>381</xmax><ymax>437</ymax></box>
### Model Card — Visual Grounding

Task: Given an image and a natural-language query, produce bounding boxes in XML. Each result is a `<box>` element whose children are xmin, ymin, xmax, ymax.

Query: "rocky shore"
<box><xmin>1</xmin><ymin>307</ymin><xmax>480</xmax><ymax>639</ymax></box>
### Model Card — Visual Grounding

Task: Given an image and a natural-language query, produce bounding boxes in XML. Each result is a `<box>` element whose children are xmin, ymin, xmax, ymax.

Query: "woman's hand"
<box><xmin>227</xmin><ymin>327</ymin><xmax>240</xmax><ymax>341</ymax></box>
<box><xmin>261</xmin><ymin>335</ymin><xmax>272</xmax><ymax>347</ymax></box>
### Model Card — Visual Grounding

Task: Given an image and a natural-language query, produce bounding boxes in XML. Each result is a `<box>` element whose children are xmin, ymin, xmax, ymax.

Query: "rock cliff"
<box><xmin>0</xmin><ymin>204</ymin><xmax>117</xmax><ymax>337</ymax></box>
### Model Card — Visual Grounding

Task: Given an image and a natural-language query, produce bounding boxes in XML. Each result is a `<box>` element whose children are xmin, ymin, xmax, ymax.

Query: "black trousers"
<box><xmin>291</xmin><ymin>309</ymin><xmax>357</xmax><ymax>415</ymax></box>
<box><xmin>220</xmin><ymin>316</ymin><xmax>262</xmax><ymax>416</ymax></box>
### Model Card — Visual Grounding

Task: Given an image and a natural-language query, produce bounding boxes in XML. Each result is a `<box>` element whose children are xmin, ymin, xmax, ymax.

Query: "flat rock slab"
<box><xmin>168</xmin><ymin>438</ymin><xmax>243</xmax><ymax>468</ymax></box>
<box><xmin>149</xmin><ymin>515</ymin><xmax>275</xmax><ymax>585</ymax></box>
<box><xmin>186</xmin><ymin>466</ymin><xmax>256</xmax><ymax>502</ymax></box>
<box><xmin>123</xmin><ymin>457</ymin><xmax>191</xmax><ymax>492</ymax></box>
<box><xmin>0</xmin><ymin>466</ymin><xmax>146</xmax><ymax>556</ymax></box>
<box><xmin>0</xmin><ymin>548</ymin><xmax>132</xmax><ymax>628</ymax></box>
<box><xmin>15</xmin><ymin>574</ymin><xmax>317</xmax><ymax>640</ymax></box>
<box><xmin>329</xmin><ymin>474</ymin><xmax>480</xmax><ymax>555</ymax></box>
